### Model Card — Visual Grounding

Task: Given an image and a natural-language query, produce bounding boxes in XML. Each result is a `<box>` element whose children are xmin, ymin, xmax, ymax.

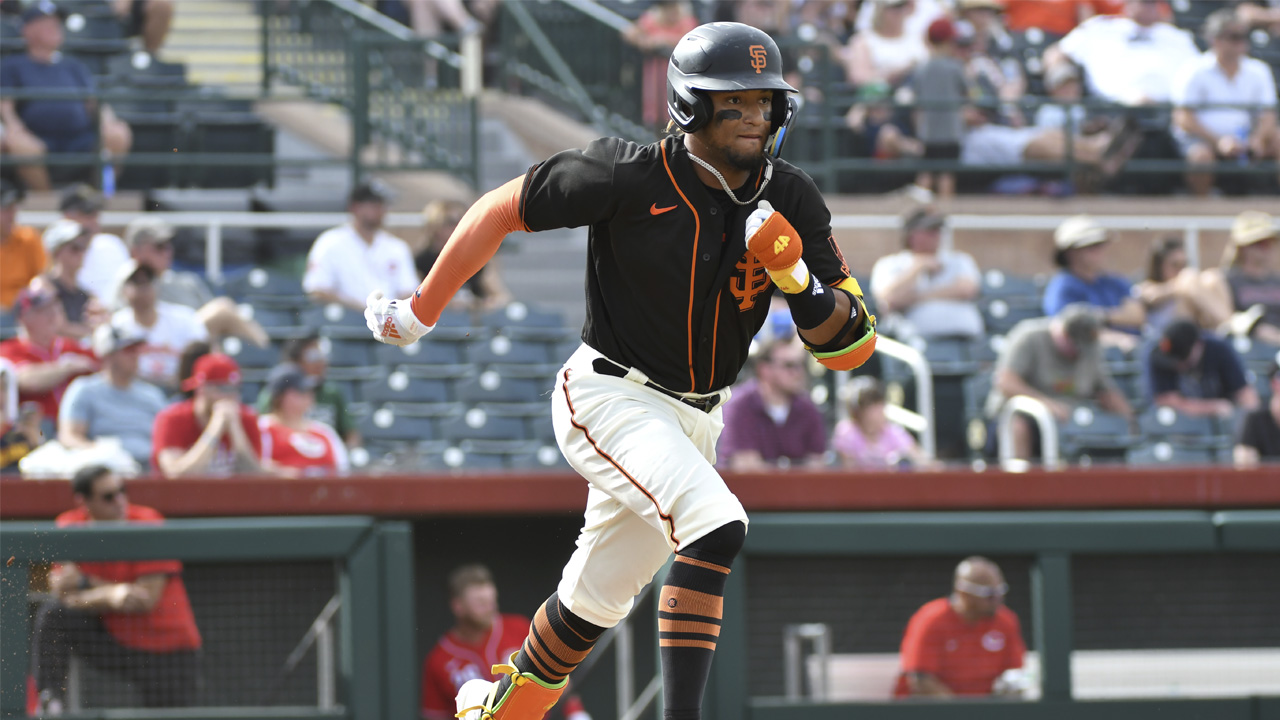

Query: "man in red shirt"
<box><xmin>422</xmin><ymin>565</ymin><xmax>591</xmax><ymax>720</ymax></box>
<box><xmin>31</xmin><ymin>464</ymin><xmax>202</xmax><ymax>715</ymax></box>
<box><xmin>0</xmin><ymin>286</ymin><xmax>97</xmax><ymax>423</ymax></box>
<box><xmin>151</xmin><ymin>352</ymin><xmax>262</xmax><ymax>478</ymax></box>
<box><xmin>895</xmin><ymin>556</ymin><xmax>1027</xmax><ymax>698</ymax></box>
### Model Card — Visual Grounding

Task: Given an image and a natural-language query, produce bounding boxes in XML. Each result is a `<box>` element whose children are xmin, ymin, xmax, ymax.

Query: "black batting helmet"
<box><xmin>667</xmin><ymin>22</ymin><xmax>797</xmax><ymax>135</ymax></box>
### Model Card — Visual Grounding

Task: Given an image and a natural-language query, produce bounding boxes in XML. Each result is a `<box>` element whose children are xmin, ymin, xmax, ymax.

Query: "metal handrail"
<box><xmin>997</xmin><ymin>395</ymin><xmax>1061</xmax><ymax>471</ymax></box>
<box><xmin>869</xmin><ymin>336</ymin><xmax>937</xmax><ymax>461</ymax></box>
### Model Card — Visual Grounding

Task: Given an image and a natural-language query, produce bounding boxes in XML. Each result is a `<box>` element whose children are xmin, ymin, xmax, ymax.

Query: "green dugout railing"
<box><xmin>710</xmin><ymin>510</ymin><xmax>1280</xmax><ymax>720</ymax></box>
<box><xmin>0</xmin><ymin>517</ymin><xmax>416</xmax><ymax>720</ymax></box>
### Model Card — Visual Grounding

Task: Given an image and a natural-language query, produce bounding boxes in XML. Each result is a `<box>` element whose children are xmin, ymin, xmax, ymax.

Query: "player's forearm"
<box><xmin>410</xmin><ymin>176</ymin><xmax>525</xmax><ymax>326</ymax></box>
<box><xmin>797</xmin><ymin>289</ymin><xmax>864</xmax><ymax>348</ymax></box>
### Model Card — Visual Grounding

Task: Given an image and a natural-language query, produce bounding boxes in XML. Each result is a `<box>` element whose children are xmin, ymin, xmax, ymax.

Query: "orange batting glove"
<box><xmin>745</xmin><ymin>201</ymin><xmax>809</xmax><ymax>294</ymax></box>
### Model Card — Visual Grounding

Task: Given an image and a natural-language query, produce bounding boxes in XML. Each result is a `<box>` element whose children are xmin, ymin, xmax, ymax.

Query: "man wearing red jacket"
<box><xmin>31</xmin><ymin>465</ymin><xmax>202</xmax><ymax>715</ymax></box>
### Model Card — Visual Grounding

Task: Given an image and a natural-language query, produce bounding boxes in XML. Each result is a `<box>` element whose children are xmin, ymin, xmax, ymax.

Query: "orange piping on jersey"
<box><xmin>753</xmin><ymin>165</ymin><xmax>764</xmax><ymax>190</ymax></box>
<box><xmin>562</xmin><ymin>369</ymin><xmax>680</xmax><ymax>547</ymax></box>
<box><xmin>708</xmin><ymin>288</ymin><xmax>722</xmax><ymax>392</ymax></box>
<box><xmin>661</xmin><ymin>138</ymin><xmax>700</xmax><ymax>393</ymax></box>
<box><xmin>409</xmin><ymin>175</ymin><xmax>528</xmax><ymax>326</ymax></box>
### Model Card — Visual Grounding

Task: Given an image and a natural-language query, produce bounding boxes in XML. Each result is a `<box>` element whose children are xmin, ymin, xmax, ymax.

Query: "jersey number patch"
<box><xmin>731</xmin><ymin>253</ymin><xmax>772</xmax><ymax>311</ymax></box>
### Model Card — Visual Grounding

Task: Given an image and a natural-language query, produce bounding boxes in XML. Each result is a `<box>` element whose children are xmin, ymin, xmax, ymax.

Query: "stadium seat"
<box><xmin>1057</xmin><ymin>407</ymin><xmax>1139</xmax><ymax>454</ymax></box>
<box><xmin>917</xmin><ymin>337</ymin><xmax>978</xmax><ymax>377</ymax></box>
<box><xmin>979</xmin><ymin>269</ymin><xmax>1043</xmax><ymax>303</ymax></box>
<box><xmin>454</xmin><ymin>370</ymin><xmax>551</xmax><ymax>404</ymax></box>
<box><xmin>481</xmin><ymin>303</ymin><xmax>576</xmax><ymax>342</ymax></box>
<box><xmin>302</xmin><ymin>304</ymin><xmax>367</xmax><ymax>338</ymax></box>
<box><xmin>248</xmin><ymin>306</ymin><xmax>306</xmax><ymax>330</ymax></box>
<box><xmin>478</xmin><ymin>401</ymin><xmax>553</xmax><ymax>443</ymax></box>
<box><xmin>508</xmin><ymin>444</ymin><xmax>571</xmax><ymax>470</ymax></box>
<box><xmin>359</xmin><ymin>407</ymin><xmax>437</xmax><ymax>442</ymax></box>
<box><xmin>441</xmin><ymin>409</ymin><xmax>528</xmax><ymax>443</ymax></box>
<box><xmin>1126</xmin><ymin>442</ymin><xmax>1217</xmax><ymax>467</ymax></box>
<box><xmin>1137</xmin><ymin>406</ymin><xmax>1231</xmax><ymax>449</ymax></box>
<box><xmin>980</xmin><ymin>299</ymin><xmax>1042</xmax><ymax>336</ymax></box>
<box><xmin>360</xmin><ymin>371</ymin><xmax>451</xmax><ymax>404</ymax></box>
<box><xmin>467</xmin><ymin>336</ymin><xmax>553</xmax><ymax>366</ymax></box>
<box><xmin>223</xmin><ymin>267</ymin><xmax>305</xmax><ymax>303</ymax></box>
<box><xmin>325</xmin><ymin>339</ymin><xmax>374</xmax><ymax>368</ymax></box>
<box><xmin>221</xmin><ymin>336</ymin><xmax>279</xmax><ymax>369</ymax></box>
<box><xmin>374</xmin><ymin>340</ymin><xmax>464</xmax><ymax>366</ymax></box>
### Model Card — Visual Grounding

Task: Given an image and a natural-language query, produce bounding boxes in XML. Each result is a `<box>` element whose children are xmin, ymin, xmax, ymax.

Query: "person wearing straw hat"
<box><xmin>1043</xmin><ymin>215</ymin><xmax>1146</xmax><ymax>351</ymax></box>
<box><xmin>1201</xmin><ymin>210</ymin><xmax>1280</xmax><ymax>345</ymax></box>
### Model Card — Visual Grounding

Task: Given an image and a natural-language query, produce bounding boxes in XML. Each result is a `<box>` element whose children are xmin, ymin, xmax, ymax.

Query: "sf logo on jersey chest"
<box><xmin>731</xmin><ymin>253</ymin><xmax>771</xmax><ymax>311</ymax></box>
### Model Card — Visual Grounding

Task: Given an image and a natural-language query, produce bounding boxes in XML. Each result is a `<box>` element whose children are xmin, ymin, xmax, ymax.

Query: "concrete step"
<box><xmin>165</xmin><ymin>50</ymin><xmax>262</xmax><ymax>66</ymax></box>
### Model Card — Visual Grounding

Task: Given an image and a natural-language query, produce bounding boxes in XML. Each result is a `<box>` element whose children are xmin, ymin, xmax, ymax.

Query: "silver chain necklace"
<box><xmin>686</xmin><ymin>151</ymin><xmax>774</xmax><ymax>206</ymax></box>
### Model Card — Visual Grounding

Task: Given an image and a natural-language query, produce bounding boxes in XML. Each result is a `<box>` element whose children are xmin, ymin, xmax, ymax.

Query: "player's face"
<box><xmin>454</xmin><ymin>582</ymin><xmax>499</xmax><ymax>629</ymax></box>
<box><xmin>350</xmin><ymin>200</ymin><xmax>387</xmax><ymax>231</ymax></box>
<box><xmin>700</xmin><ymin>89</ymin><xmax>773</xmax><ymax>173</ymax></box>
<box><xmin>955</xmin><ymin>570</ymin><xmax>1007</xmax><ymax>619</ymax></box>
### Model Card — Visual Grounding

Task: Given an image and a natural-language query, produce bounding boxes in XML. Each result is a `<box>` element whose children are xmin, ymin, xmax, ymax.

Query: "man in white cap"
<box><xmin>1202</xmin><ymin>210</ymin><xmax>1280</xmax><ymax>345</ymax></box>
<box><xmin>59</xmin><ymin>184</ymin><xmax>130</xmax><ymax>301</ymax></box>
<box><xmin>1042</xmin><ymin>215</ymin><xmax>1146</xmax><ymax>350</ymax></box>
<box><xmin>58</xmin><ymin>321</ymin><xmax>167</xmax><ymax>469</ymax></box>
<box><xmin>38</xmin><ymin>219</ymin><xmax>106</xmax><ymax>341</ymax></box>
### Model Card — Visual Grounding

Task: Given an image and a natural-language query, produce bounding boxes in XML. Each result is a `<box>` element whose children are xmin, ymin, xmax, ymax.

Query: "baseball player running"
<box><xmin>366</xmin><ymin>22</ymin><xmax>876</xmax><ymax>720</ymax></box>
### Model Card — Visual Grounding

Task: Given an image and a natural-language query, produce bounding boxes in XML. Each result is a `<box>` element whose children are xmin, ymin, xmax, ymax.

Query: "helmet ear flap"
<box><xmin>668</xmin><ymin>84</ymin><xmax>713</xmax><ymax>133</ymax></box>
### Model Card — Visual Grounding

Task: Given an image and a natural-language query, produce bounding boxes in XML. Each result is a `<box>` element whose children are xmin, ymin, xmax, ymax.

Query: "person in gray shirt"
<box><xmin>985</xmin><ymin>304</ymin><xmax>1133</xmax><ymax>461</ymax></box>
<box><xmin>911</xmin><ymin>17</ymin><xmax>968</xmax><ymax>199</ymax></box>
<box><xmin>57</xmin><ymin>322</ymin><xmax>167</xmax><ymax>469</ymax></box>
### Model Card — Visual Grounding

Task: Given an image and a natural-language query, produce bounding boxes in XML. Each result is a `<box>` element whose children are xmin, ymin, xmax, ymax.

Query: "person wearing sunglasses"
<box><xmin>151</xmin><ymin>353</ymin><xmax>263</xmax><ymax>478</ymax></box>
<box><xmin>894</xmin><ymin>556</ymin><xmax>1026</xmax><ymax>699</ymax></box>
<box><xmin>1172</xmin><ymin>9</ymin><xmax>1279</xmax><ymax>197</ymax></box>
<box><xmin>30</xmin><ymin>464</ymin><xmax>201</xmax><ymax>715</ymax></box>
<box><xmin>718</xmin><ymin>337</ymin><xmax>829</xmax><ymax>471</ymax></box>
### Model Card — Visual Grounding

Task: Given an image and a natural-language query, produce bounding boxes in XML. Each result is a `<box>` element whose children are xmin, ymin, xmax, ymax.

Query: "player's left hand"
<box><xmin>365</xmin><ymin>291</ymin><xmax>432</xmax><ymax>347</ymax></box>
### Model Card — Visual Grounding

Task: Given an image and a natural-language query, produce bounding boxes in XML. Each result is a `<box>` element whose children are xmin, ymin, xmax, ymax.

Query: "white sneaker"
<box><xmin>455</xmin><ymin>678</ymin><xmax>497</xmax><ymax>720</ymax></box>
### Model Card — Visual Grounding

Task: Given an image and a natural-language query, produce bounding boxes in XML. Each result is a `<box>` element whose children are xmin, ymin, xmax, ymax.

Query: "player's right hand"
<box><xmin>365</xmin><ymin>290</ymin><xmax>432</xmax><ymax>347</ymax></box>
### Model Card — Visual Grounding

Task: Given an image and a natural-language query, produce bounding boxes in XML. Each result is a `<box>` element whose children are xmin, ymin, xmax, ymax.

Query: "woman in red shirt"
<box><xmin>258</xmin><ymin>363</ymin><xmax>347</xmax><ymax>477</ymax></box>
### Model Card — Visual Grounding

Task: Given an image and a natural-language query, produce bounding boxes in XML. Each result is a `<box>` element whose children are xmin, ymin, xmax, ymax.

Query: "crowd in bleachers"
<box><xmin>681</xmin><ymin>0</ymin><xmax>1280</xmax><ymax>197</ymax></box>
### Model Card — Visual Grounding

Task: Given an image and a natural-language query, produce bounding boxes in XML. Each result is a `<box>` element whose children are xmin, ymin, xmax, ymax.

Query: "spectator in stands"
<box><xmin>0</xmin><ymin>359</ymin><xmax>43</xmax><ymax>473</ymax></box>
<box><xmin>1135</xmin><ymin>236</ymin><xmax>1222</xmax><ymax>335</ymax></box>
<box><xmin>59</xmin><ymin>184</ymin><xmax>130</xmax><ymax>302</ymax></box>
<box><xmin>0</xmin><ymin>286</ymin><xmax>97</xmax><ymax>425</ymax></box>
<box><xmin>1043</xmin><ymin>215</ymin><xmax>1146</xmax><ymax>349</ymax></box>
<box><xmin>1234</xmin><ymin>360</ymin><xmax>1280</xmax><ymax>467</ymax></box>
<box><xmin>256</xmin><ymin>333</ymin><xmax>359</xmax><ymax>447</ymax></box>
<box><xmin>0</xmin><ymin>0</ymin><xmax>132</xmax><ymax>192</ymax></box>
<box><xmin>1203</xmin><ymin>210</ymin><xmax>1280</xmax><ymax>345</ymax></box>
<box><xmin>1236</xmin><ymin>0</ymin><xmax>1280</xmax><ymax>33</ymax></box>
<box><xmin>304</xmin><ymin>181</ymin><xmax>419</xmax><ymax>310</ymax></box>
<box><xmin>623</xmin><ymin>1</ymin><xmax>700</xmax><ymax>133</ymax></box>
<box><xmin>414</xmin><ymin>199</ymin><xmax>512</xmax><ymax>314</ymax></box>
<box><xmin>175</xmin><ymin>340</ymin><xmax>212</xmax><ymax>400</ymax></box>
<box><xmin>1172</xmin><ymin>10</ymin><xmax>1279</xmax><ymax>198</ymax></box>
<box><xmin>113</xmin><ymin>0</ymin><xmax>175</xmax><ymax>55</ymax></box>
<box><xmin>31</xmin><ymin>465</ymin><xmax>201</xmax><ymax>715</ymax></box>
<box><xmin>421</xmin><ymin>564</ymin><xmax>591</xmax><ymax>720</ymax></box>
<box><xmin>152</xmin><ymin>353</ymin><xmax>262</xmax><ymax>478</ymax></box>
<box><xmin>1003</xmin><ymin>0</ymin><xmax>1123</xmax><ymax>37</ymax></box>
<box><xmin>853</xmin><ymin>0</ymin><xmax>948</xmax><ymax>45</ymax></box>
<box><xmin>113</xmin><ymin>263</ymin><xmax>209</xmax><ymax>392</ymax></box>
<box><xmin>986</xmin><ymin>304</ymin><xmax>1133</xmax><ymax>461</ymax></box>
<box><xmin>0</xmin><ymin>178</ymin><xmax>44</xmax><ymax>309</ymax></box>
<box><xmin>1146</xmin><ymin>318</ymin><xmax>1259</xmax><ymax>417</ymax></box>
<box><xmin>844</xmin><ymin>0</ymin><xmax>929</xmax><ymax>89</ymax></box>
<box><xmin>113</xmin><ymin>217</ymin><xmax>270</xmax><ymax>348</ymax></box>
<box><xmin>911</xmin><ymin>18</ymin><xmax>967</xmax><ymax>199</ymax></box>
<box><xmin>958</xmin><ymin>0</ymin><xmax>1026</xmax><ymax>108</ymax></box>
<box><xmin>832</xmin><ymin>376</ymin><xmax>928</xmax><ymax>469</ymax></box>
<box><xmin>39</xmin><ymin>219</ymin><xmax>107</xmax><ymax>341</ymax></box>
<box><xmin>718</xmin><ymin>338</ymin><xmax>828</xmax><ymax>471</ymax></box>
<box><xmin>870</xmin><ymin>208</ymin><xmax>984</xmax><ymax>340</ymax></box>
<box><xmin>258</xmin><ymin>363</ymin><xmax>348</xmax><ymax>477</ymax></box>
<box><xmin>377</xmin><ymin>0</ymin><xmax>485</xmax><ymax>38</ymax></box>
<box><xmin>1044</xmin><ymin>0</ymin><xmax>1199</xmax><ymax>107</ymax></box>
<box><xmin>1033</xmin><ymin>62</ymin><xmax>1088</xmax><ymax>132</ymax></box>
<box><xmin>894</xmin><ymin>556</ymin><xmax>1026</xmax><ymax>698</ymax></box>
<box><xmin>58</xmin><ymin>322</ymin><xmax>166</xmax><ymax>469</ymax></box>
<box><xmin>844</xmin><ymin>81</ymin><xmax>925</xmax><ymax>162</ymax></box>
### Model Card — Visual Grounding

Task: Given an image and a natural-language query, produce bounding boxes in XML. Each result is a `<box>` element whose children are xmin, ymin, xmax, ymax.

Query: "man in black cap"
<box><xmin>986</xmin><ymin>303</ymin><xmax>1132</xmax><ymax>460</ymax></box>
<box><xmin>1146</xmin><ymin>319</ymin><xmax>1258</xmax><ymax>417</ymax></box>
<box><xmin>303</xmin><ymin>180</ymin><xmax>418</xmax><ymax>310</ymax></box>
<box><xmin>1234</xmin><ymin>360</ymin><xmax>1280</xmax><ymax>468</ymax></box>
<box><xmin>60</xmin><ymin>184</ymin><xmax>130</xmax><ymax>302</ymax></box>
<box><xmin>0</xmin><ymin>0</ymin><xmax>132</xmax><ymax>191</ymax></box>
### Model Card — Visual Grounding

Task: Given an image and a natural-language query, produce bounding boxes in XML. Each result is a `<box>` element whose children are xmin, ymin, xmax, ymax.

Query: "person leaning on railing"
<box><xmin>1234</xmin><ymin>359</ymin><xmax>1280</xmax><ymax>468</ymax></box>
<box><xmin>0</xmin><ymin>0</ymin><xmax>131</xmax><ymax>192</ymax></box>
<box><xmin>30</xmin><ymin>465</ymin><xmax>201</xmax><ymax>715</ymax></box>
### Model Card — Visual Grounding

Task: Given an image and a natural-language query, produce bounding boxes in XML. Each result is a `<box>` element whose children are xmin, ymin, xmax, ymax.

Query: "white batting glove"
<box><xmin>744</xmin><ymin>200</ymin><xmax>776</xmax><ymax>240</ymax></box>
<box><xmin>364</xmin><ymin>291</ymin><xmax>432</xmax><ymax>347</ymax></box>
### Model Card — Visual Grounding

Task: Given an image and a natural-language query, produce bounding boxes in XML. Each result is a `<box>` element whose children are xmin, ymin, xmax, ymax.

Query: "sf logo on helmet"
<box><xmin>749</xmin><ymin>45</ymin><xmax>768</xmax><ymax>73</ymax></box>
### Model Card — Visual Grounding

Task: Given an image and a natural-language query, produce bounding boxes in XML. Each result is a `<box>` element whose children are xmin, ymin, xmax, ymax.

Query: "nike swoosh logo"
<box><xmin>650</xmin><ymin>203</ymin><xmax>677</xmax><ymax>215</ymax></box>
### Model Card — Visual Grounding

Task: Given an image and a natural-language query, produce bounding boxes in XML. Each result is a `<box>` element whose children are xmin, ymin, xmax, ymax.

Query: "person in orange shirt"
<box><xmin>1003</xmin><ymin>0</ymin><xmax>1124</xmax><ymax>36</ymax></box>
<box><xmin>0</xmin><ymin>178</ymin><xmax>45</xmax><ymax>309</ymax></box>
<box><xmin>894</xmin><ymin>556</ymin><xmax>1027</xmax><ymax>698</ymax></box>
<box><xmin>30</xmin><ymin>465</ymin><xmax>202</xmax><ymax>715</ymax></box>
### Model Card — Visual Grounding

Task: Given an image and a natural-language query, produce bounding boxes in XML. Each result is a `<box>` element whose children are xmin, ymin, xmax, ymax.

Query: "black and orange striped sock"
<box><xmin>498</xmin><ymin>593</ymin><xmax>605</xmax><ymax>695</ymax></box>
<box><xmin>659</xmin><ymin>547</ymin><xmax>735</xmax><ymax>720</ymax></box>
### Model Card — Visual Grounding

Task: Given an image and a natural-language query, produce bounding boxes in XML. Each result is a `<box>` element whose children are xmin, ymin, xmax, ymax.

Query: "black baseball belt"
<box><xmin>591</xmin><ymin>358</ymin><xmax>722</xmax><ymax>413</ymax></box>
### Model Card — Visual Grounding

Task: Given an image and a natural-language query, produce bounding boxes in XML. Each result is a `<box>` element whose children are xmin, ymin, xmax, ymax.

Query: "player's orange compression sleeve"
<box><xmin>408</xmin><ymin>176</ymin><xmax>528</xmax><ymax>326</ymax></box>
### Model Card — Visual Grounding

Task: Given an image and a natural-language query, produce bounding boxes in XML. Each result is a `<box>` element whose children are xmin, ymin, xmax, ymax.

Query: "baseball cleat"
<box><xmin>454</xmin><ymin>657</ymin><xmax>568</xmax><ymax>720</ymax></box>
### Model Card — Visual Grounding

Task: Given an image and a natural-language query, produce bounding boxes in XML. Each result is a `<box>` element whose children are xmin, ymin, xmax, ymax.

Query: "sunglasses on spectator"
<box><xmin>96</xmin><ymin>487</ymin><xmax>126</xmax><ymax>502</ymax></box>
<box><xmin>956</xmin><ymin>578</ymin><xmax>1009</xmax><ymax>598</ymax></box>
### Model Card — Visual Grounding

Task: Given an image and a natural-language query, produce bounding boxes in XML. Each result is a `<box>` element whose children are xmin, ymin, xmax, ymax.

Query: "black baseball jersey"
<box><xmin>520</xmin><ymin>136</ymin><xmax>853</xmax><ymax>394</ymax></box>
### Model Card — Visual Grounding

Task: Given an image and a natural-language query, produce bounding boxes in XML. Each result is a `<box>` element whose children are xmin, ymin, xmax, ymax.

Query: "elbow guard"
<box><xmin>807</xmin><ymin>278</ymin><xmax>877</xmax><ymax>371</ymax></box>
